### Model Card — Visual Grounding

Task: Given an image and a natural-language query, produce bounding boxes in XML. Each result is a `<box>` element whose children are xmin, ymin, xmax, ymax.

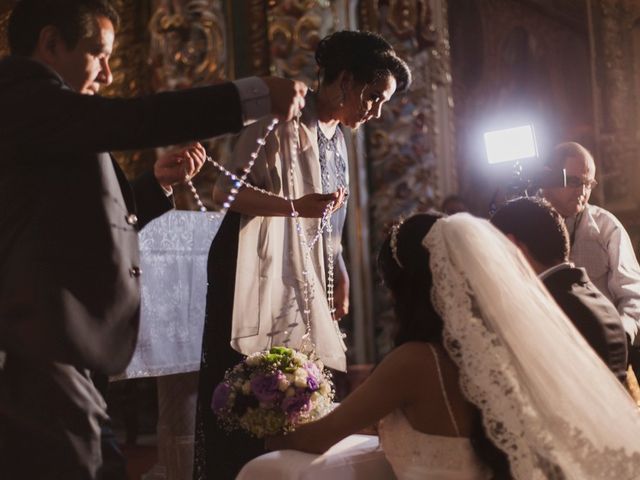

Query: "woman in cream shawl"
<box><xmin>193</xmin><ymin>31</ymin><xmax>411</xmax><ymax>480</ymax></box>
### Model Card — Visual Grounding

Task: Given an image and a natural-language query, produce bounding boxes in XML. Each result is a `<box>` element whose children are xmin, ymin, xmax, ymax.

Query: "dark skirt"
<box><xmin>193</xmin><ymin>212</ymin><xmax>266</xmax><ymax>480</ymax></box>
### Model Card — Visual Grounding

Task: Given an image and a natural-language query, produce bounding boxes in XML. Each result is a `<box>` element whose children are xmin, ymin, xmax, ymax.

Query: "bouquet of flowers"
<box><xmin>211</xmin><ymin>346</ymin><xmax>335</xmax><ymax>438</ymax></box>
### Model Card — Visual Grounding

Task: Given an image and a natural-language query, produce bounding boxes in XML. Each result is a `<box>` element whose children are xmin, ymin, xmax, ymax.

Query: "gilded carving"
<box><xmin>267</xmin><ymin>0</ymin><xmax>336</xmax><ymax>87</ymax></box>
<box><xmin>246</xmin><ymin>0</ymin><xmax>271</xmax><ymax>75</ymax></box>
<box><xmin>149</xmin><ymin>0</ymin><xmax>227</xmax><ymax>90</ymax></box>
<box><xmin>147</xmin><ymin>0</ymin><xmax>229</xmax><ymax>211</ymax></box>
<box><xmin>0</xmin><ymin>9</ymin><xmax>10</xmax><ymax>57</ymax></box>
<box><xmin>359</xmin><ymin>0</ymin><xmax>453</xmax><ymax>353</ymax></box>
<box><xmin>358</xmin><ymin>0</ymin><xmax>448</xmax><ymax>238</ymax></box>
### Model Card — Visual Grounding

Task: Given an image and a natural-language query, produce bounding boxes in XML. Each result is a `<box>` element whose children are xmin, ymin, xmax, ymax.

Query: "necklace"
<box><xmin>189</xmin><ymin>117</ymin><xmax>346</xmax><ymax>351</ymax></box>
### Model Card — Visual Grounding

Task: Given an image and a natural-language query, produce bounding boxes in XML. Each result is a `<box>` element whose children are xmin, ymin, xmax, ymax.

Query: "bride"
<box><xmin>265</xmin><ymin>213</ymin><xmax>640</xmax><ymax>479</ymax></box>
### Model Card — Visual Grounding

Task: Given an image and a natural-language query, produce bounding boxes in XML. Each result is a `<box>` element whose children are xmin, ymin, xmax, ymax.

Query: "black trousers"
<box><xmin>193</xmin><ymin>213</ymin><xmax>266</xmax><ymax>480</ymax></box>
<box><xmin>0</xmin><ymin>356</ymin><xmax>107</xmax><ymax>480</ymax></box>
<box><xmin>91</xmin><ymin>372</ymin><xmax>128</xmax><ymax>480</ymax></box>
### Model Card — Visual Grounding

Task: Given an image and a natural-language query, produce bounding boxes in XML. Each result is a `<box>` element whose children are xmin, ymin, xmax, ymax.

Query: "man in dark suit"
<box><xmin>491</xmin><ymin>197</ymin><xmax>628</xmax><ymax>383</ymax></box>
<box><xmin>0</xmin><ymin>1</ymin><xmax>307</xmax><ymax>478</ymax></box>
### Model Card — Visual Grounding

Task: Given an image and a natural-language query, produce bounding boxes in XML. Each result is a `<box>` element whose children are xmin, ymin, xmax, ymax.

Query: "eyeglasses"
<box><xmin>565</xmin><ymin>176</ymin><xmax>598</xmax><ymax>190</ymax></box>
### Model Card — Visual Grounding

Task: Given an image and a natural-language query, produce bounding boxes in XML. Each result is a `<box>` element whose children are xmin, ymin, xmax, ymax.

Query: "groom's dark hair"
<box><xmin>9</xmin><ymin>0</ymin><xmax>119</xmax><ymax>56</ymax></box>
<box><xmin>491</xmin><ymin>196</ymin><xmax>570</xmax><ymax>267</ymax></box>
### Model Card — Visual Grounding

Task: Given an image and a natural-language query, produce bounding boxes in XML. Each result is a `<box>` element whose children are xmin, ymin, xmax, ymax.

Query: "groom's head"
<box><xmin>491</xmin><ymin>197</ymin><xmax>569</xmax><ymax>275</ymax></box>
<box><xmin>9</xmin><ymin>0</ymin><xmax>119</xmax><ymax>95</ymax></box>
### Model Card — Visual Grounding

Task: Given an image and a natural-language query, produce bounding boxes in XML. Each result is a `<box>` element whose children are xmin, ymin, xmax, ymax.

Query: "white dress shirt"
<box><xmin>567</xmin><ymin>203</ymin><xmax>640</xmax><ymax>345</ymax></box>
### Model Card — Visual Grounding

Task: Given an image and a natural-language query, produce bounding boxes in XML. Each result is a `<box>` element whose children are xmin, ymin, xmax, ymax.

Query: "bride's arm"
<box><xmin>266</xmin><ymin>342</ymin><xmax>429</xmax><ymax>454</ymax></box>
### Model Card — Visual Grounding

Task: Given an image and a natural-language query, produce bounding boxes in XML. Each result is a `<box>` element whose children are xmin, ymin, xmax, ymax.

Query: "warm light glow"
<box><xmin>484</xmin><ymin>125</ymin><xmax>538</xmax><ymax>164</ymax></box>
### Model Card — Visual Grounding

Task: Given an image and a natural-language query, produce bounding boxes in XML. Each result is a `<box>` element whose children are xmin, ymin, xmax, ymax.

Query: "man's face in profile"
<box><xmin>52</xmin><ymin>15</ymin><xmax>115</xmax><ymax>95</ymax></box>
<box><xmin>543</xmin><ymin>154</ymin><xmax>596</xmax><ymax>217</ymax></box>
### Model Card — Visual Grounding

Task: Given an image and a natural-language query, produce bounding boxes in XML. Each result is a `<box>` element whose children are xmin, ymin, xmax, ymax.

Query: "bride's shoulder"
<box><xmin>382</xmin><ymin>342</ymin><xmax>438</xmax><ymax>372</ymax></box>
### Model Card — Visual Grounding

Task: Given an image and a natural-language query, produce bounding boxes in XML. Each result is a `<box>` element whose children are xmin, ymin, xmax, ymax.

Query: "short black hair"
<box><xmin>491</xmin><ymin>196</ymin><xmax>569</xmax><ymax>266</ymax></box>
<box><xmin>315</xmin><ymin>30</ymin><xmax>412</xmax><ymax>93</ymax></box>
<box><xmin>9</xmin><ymin>0</ymin><xmax>119</xmax><ymax>56</ymax></box>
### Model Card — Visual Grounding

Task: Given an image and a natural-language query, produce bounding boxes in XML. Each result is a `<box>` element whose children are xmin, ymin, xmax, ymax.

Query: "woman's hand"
<box><xmin>293</xmin><ymin>188</ymin><xmax>347</xmax><ymax>218</ymax></box>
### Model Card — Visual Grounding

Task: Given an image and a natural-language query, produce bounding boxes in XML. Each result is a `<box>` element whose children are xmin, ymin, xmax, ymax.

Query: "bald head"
<box><xmin>548</xmin><ymin>142</ymin><xmax>595</xmax><ymax>173</ymax></box>
<box><xmin>543</xmin><ymin>142</ymin><xmax>596</xmax><ymax>217</ymax></box>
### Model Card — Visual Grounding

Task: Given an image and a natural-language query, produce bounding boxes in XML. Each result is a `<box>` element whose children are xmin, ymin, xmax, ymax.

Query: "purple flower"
<box><xmin>304</xmin><ymin>362</ymin><xmax>321</xmax><ymax>391</ymax></box>
<box><xmin>307</xmin><ymin>375</ymin><xmax>319</xmax><ymax>391</ymax></box>
<box><xmin>211</xmin><ymin>382</ymin><xmax>231</xmax><ymax>413</ymax></box>
<box><xmin>282</xmin><ymin>392</ymin><xmax>311</xmax><ymax>420</ymax></box>
<box><xmin>250</xmin><ymin>372</ymin><xmax>282</xmax><ymax>404</ymax></box>
<box><xmin>304</xmin><ymin>362</ymin><xmax>322</xmax><ymax>379</ymax></box>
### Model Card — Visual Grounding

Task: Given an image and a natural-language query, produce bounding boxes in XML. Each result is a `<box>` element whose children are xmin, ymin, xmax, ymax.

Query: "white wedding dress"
<box><xmin>379</xmin><ymin>411</ymin><xmax>491</xmax><ymax>480</ymax></box>
<box><xmin>378</xmin><ymin>344</ymin><xmax>491</xmax><ymax>480</ymax></box>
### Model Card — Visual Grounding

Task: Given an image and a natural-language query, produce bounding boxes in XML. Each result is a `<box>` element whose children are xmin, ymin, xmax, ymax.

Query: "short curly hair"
<box><xmin>491</xmin><ymin>196</ymin><xmax>570</xmax><ymax>266</ymax></box>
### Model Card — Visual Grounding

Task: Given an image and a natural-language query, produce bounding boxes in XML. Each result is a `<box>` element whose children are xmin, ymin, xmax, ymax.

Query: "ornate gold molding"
<box><xmin>245</xmin><ymin>0</ymin><xmax>271</xmax><ymax>76</ymax></box>
<box><xmin>266</xmin><ymin>0</ymin><xmax>337</xmax><ymax>87</ymax></box>
<box><xmin>0</xmin><ymin>7</ymin><xmax>13</xmax><ymax>57</ymax></box>
<box><xmin>359</xmin><ymin>0</ymin><xmax>453</xmax><ymax>354</ymax></box>
<box><xmin>358</xmin><ymin>0</ymin><xmax>446</xmax><ymax>238</ymax></box>
<box><xmin>149</xmin><ymin>0</ymin><xmax>227</xmax><ymax>90</ymax></box>
<box><xmin>147</xmin><ymin>0</ymin><xmax>229</xmax><ymax>211</ymax></box>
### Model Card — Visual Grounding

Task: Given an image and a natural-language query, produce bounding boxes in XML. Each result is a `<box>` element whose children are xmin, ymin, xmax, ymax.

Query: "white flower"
<box><xmin>293</xmin><ymin>351</ymin><xmax>308</xmax><ymax>364</ymax></box>
<box><xmin>293</xmin><ymin>368</ymin><xmax>308</xmax><ymax>388</ymax></box>
<box><xmin>277</xmin><ymin>376</ymin><xmax>290</xmax><ymax>391</ymax></box>
<box><xmin>319</xmin><ymin>381</ymin><xmax>331</xmax><ymax>395</ymax></box>
<box><xmin>245</xmin><ymin>353</ymin><xmax>262</xmax><ymax>367</ymax></box>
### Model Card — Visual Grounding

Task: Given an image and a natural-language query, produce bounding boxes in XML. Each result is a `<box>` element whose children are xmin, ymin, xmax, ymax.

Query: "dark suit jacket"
<box><xmin>0</xmin><ymin>56</ymin><xmax>244</xmax><ymax>375</ymax></box>
<box><xmin>543</xmin><ymin>266</ymin><xmax>628</xmax><ymax>382</ymax></box>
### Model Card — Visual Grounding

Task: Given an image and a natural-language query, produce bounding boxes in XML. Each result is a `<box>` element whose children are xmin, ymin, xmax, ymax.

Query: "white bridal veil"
<box><xmin>425</xmin><ymin>214</ymin><xmax>640</xmax><ymax>479</ymax></box>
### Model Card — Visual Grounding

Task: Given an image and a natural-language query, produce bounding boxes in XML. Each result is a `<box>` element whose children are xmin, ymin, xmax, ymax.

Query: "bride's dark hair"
<box><xmin>378</xmin><ymin>212</ymin><xmax>512</xmax><ymax>480</ymax></box>
<box><xmin>378</xmin><ymin>213</ymin><xmax>444</xmax><ymax>345</ymax></box>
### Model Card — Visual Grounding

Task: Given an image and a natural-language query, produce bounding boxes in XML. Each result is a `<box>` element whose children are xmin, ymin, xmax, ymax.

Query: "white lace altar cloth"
<box><xmin>236</xmin><ymin>434</ymin><xmax>395</xmax><ymax>480</ymax></box>
<box><xmin>113</xmin><ymin>211</ymin><xmax>222</xmax><ymax>380</ymax></box>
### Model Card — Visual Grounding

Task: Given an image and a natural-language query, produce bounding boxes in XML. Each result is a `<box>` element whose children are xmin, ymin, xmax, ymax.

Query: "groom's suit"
<box><xmin>0</xmin><ymin>56</ymin><xmax>243</xmax><ymax>374</ymax></box>
<box><xmin>543</xmin><ymin>266</ymin><xmax>628</xmax><ymax>382</ymax></box>
<box><xmin>0</xmin><ymin>55</ymin><xmax>245</xmax><ymax>479</ymax></box>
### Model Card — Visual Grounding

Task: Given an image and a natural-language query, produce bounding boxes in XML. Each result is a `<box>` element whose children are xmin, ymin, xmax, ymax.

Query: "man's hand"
<box><xmin>154</xmin><ymin>142</ymin><xmax>206</xmax><ymax>191</ymax></box>
<box><xmin>261</xmin><ymin>77</ymin><xmax>308</xmax><ymax>121</ymax></box>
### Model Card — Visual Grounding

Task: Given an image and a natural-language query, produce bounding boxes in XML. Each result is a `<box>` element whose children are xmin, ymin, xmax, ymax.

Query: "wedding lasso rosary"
<box><xmin>186</xmin><ymin>116</ymin><xmax>347</xmax><ymax>352</ymax></box>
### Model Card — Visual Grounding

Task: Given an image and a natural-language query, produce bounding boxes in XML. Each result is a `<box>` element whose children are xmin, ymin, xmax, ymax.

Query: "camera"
<box><xmin>483</xmin><ymin>125</ymin><xmax>566</xmax><ymax>210</ymax></box>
